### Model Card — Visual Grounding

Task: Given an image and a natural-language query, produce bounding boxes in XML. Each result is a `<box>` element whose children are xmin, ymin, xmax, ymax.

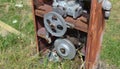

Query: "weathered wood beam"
<box><xmin>85</xmin><ymin>0</ymin><xmax>105</xmax><ymax>69</ymax></box>
<box><xmin>0</xmin><ymin>20</ymin><xmax>21</xmax><ymax>35</ymax></box>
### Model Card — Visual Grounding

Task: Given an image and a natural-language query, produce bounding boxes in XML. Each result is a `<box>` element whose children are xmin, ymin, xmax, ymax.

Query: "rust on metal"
<box><xmin>32</xmin><ymin>0</ymin><xmax>105</xmax><ymax>69</ymax></box>
<box><xmin>35</xmin><ymin>4</ymin><xmax>88</xmax><ymax>32</ymax></box>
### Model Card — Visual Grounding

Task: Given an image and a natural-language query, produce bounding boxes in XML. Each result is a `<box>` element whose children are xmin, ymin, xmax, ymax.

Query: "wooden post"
<box><xmin>32</xmin><ymin>0</ymin><xmax>40</xmax><ymax>52</ymax></box>
<box><xmin>85</xmin><ymin>0</ymin><xmax>105</xmax><ymax>69</ymax></box>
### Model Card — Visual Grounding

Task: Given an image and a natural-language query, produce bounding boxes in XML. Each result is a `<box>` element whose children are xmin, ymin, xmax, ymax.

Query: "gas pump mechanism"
<box><xmin>37</xmin><ymin>0</ymin><xmax>112</xmax><ymax>62</ymax></box>
<box><xmin>52</xmin><ymin>0</ymin><xmax>83</xmax><ymax>19</ymax></box>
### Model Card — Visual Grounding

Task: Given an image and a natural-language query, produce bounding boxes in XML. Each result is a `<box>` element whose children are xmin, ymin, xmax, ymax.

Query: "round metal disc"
<box><xmin>44</xmin><ymin>12</ymin><xmax>67</xmax><ymax>37</ymax></box>
<box><xmin>54</xmin><ymin>39</ymin><xmax>76</xmax><ymax>59</ymax></box>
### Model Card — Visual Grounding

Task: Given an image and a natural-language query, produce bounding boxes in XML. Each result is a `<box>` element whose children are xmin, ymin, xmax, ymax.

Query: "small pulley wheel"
<box><xmin>44</xmin><ymin>12</ymin><xmax>67</xmax><ymax>37</ymax></box>
<box><xmin>54</xmin><ymin>39</ymin><xmax>76</xmax><ymax>59</ymax></box>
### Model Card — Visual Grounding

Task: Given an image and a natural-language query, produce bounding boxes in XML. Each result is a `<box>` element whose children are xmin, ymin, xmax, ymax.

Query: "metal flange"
<box><xmin>44</xmin><ymin>12</ymin><xmax>67</xmax><ymax>37</ymax></box>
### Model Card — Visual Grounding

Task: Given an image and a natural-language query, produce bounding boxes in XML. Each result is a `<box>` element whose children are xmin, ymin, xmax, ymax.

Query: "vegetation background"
<box><xmin>0</xmin><ymin>0</ymin><xmax>120</xmax><ymax>69</ymax></box>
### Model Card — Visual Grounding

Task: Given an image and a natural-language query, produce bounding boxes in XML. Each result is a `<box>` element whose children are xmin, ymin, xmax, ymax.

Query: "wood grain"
<box><xmin>85</xmin><ymin>0</ymin><xmax>105</xmax><ymax>69</ymax></box>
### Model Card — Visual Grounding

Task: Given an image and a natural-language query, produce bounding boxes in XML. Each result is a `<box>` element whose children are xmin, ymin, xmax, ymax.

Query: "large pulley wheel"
<box><xmin>54</xmin><ymin>39</ymin><xmax>76</xmax><ymax>59</ymax></box>
<box><xmin>44</xmin><ymin>12</ymin><xmax>67</xmax><ymax>37</ymax></box>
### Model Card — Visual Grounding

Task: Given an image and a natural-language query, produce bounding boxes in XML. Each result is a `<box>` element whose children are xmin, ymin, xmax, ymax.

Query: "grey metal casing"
<box><xmin>53</xmin><ymin>0</ymin><xmax>83</xmax><ymax>19</ymax></box>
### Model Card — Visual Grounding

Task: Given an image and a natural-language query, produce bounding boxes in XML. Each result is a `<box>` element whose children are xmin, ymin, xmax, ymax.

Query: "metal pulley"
<box><xmin>54</xmin><ymin>39</ymin><xmax>76</xmax><ymax>59</ymax></box>
<box><xmin>44</xmin><ymin>12</ymin><xmax>67</xmax><ymax>37</ymax></box>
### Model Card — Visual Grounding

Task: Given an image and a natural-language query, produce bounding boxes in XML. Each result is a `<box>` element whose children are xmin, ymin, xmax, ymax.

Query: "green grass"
<box><xmin>101</xmin><ymin>0</ymin><xmax>120</xmax><ymax>68</ymax></box>
<box><xmin>0</xmin><ymin>0</ymin><xmax>74</xmax><ymax>69</ymax></box>
<box><xmin>0</xmin><ymin>0</ymin><xmax>120</xmax><ymax>69</ymax></box>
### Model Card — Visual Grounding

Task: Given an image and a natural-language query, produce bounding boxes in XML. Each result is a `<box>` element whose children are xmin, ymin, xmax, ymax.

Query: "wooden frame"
<box><xmin>85</xmin><ymin>0</ymin><xmax>105</xmax><ymax>69</ymax></box>
<box><xmin>32</xmin><ymin>0</ymin><xmax>105</xmax><ymax>69</ymax></box>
